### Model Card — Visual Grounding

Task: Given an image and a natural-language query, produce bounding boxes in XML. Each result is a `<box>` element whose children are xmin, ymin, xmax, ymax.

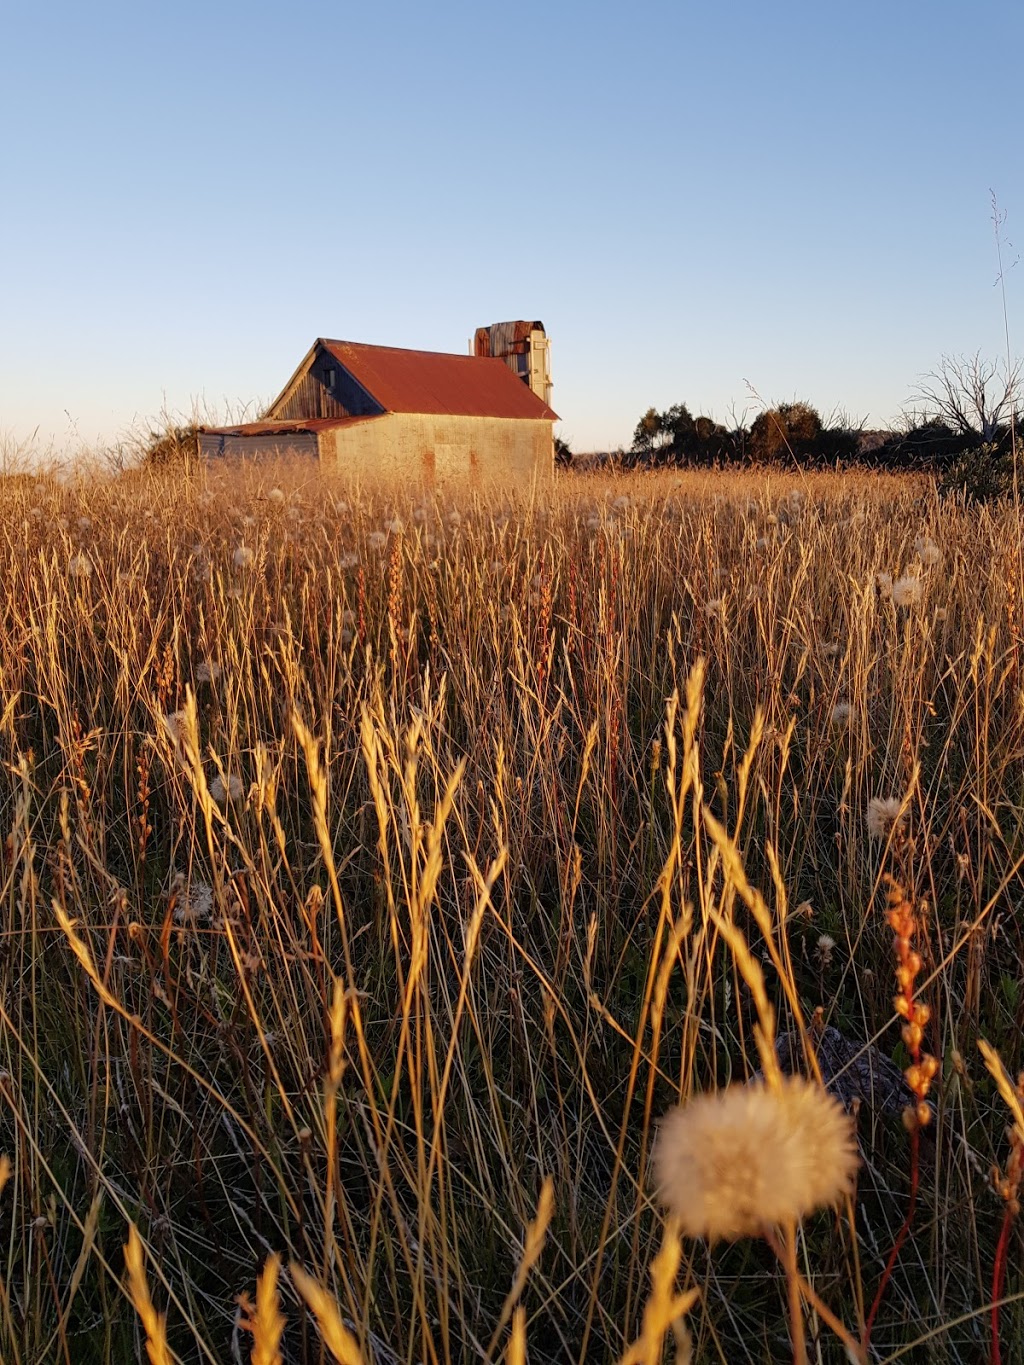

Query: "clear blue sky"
<box><xmin>2</xmin><ymin>0</ymin><xmax>1022</xmax><ymax>456</ymax></box>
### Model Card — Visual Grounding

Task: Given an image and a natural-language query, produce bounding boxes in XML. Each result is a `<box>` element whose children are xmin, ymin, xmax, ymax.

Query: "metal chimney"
<box><xmin>473</xmin><ymin>321</ymin><xmax>552</xmax><ymax>408</ymax></box>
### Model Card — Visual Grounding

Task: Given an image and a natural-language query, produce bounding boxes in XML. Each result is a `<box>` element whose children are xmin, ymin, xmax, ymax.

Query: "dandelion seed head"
<box><xmin>233</xmin><ymin>545</ymin><xmax>253</xmax><ymax>569</ymax></box>
<box><xmin>366</xmin><ymin>531</ymin><xmax>387</xmax><ymax>552</ymax></box>
<box><xmin>915</xmin><ymin>535</ymin><xmax>941</xmax><ymax>567</ymax></box>
<box><xmin>386</xmin><ymin>518</ymin><xmax>404</xmax><ymax>535</ymax></box>
<box><xmin>653</xmin><ymin>1078</ymin><xmax>859</xmax><ymax>1240</ymax></box>
<box><xmin>161</xmin><ymin>710</ymin><xmax>188</xmax><ymax>747</ymax></box>
<box><xmin>934</xmin><ymin>606</ymin><xmax>948</xmax><ymax>622</ymax></box>
<box><xmin>866</xmin><ymin>795</ymin><xmax>905</xmax><ymax>840</ymax></box>
<box><xmin>830</xmin><ymin>702</ymin><xmax>853</xmax><ymax>727</ymax></box>
<box><xmin>875</xmin><ymin>572</ymin><xmax>893</xmax><ymax>599</ymax></box>
<box><xmin>339</xmin><ymin>551</ymin><xmax>359</xmax><ymax>569</ymax></box>
<box><xmin>268</xmin><ymin>488</ymin><xmax>285</xmax><ymax>506</ymax></box>
<box><xmin>210</xmin><ymin>773</ymin><xmax>244</xmax><ymax>804</ymax></box>
<box><xmin>892</xmin><ymin>575</ymin><xmax>922</xmax><ymax>608</ymax></box>
<box><xmin>69</xmin><ymin>554</ymin><xmax>93</xmax><ymax>580</ymax></box>
<box><xmin>174</xmin><ymin>880</ymin><xmax>213</xmax><ymax>927</ymax></box>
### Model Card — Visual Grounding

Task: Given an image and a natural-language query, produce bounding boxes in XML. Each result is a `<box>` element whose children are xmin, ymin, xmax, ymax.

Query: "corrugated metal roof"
<box><xmin>321</xmin><ymin>340</ymin><xmax>558</xmax><ymax>421</ymax></box>
<box><xmin>199</xmin><ymin>416</ymin><xmax>378</xmax><ymax>436</ymax></box>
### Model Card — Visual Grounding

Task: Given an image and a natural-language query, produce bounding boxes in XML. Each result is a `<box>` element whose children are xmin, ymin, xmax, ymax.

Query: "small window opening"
<box><xmin>326</xmin><ymin>369</ymin><xmax>336</xmax><ymax>389</ymax></box>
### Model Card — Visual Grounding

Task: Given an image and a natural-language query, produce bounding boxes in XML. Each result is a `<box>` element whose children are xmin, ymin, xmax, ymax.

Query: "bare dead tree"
<box><xmin>909</xmin><ymin>352</ymin><xmax>1022</xmax><ymax>442</ymax></box>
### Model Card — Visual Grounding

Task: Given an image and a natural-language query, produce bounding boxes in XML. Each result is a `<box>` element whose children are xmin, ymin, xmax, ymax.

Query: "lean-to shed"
<box><xmin>199</xmin><ymin>332</ymin><xmax>558</xmax><ymax>485</ymax></box>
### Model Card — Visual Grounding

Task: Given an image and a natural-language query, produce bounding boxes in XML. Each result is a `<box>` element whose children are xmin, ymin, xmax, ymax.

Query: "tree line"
<box><xmin>614</xmin><ymin>353</ymin><xmax>1021</xmax><ymax>496</ymax></box>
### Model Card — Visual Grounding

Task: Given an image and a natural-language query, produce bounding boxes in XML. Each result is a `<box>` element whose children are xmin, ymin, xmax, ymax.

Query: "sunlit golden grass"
<box><xmin>1</xmin><ymin>458</ymin><xmax>1023</xmax><ymax>1362</ymax></box>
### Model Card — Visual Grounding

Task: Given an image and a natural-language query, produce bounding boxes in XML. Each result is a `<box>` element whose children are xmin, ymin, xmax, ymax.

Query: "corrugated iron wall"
<box><xmin>325</xmin><ymin>412</ymin><xmax>553</xmax><ymax>487</ymax></box>
<box><xmin>198</xmin><ymin>431</ymin><xmax>320</xmax><ymax>461</ymax></box>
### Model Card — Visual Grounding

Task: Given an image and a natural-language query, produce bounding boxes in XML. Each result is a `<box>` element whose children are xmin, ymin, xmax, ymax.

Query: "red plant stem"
<box><xmin>991</xmin><ymin>1206</ymin><xmax>1013</xmax><ymax>1365</ymax></box>
<box><xmin>864</xmin><ymin>1127</ymin><xmax>919</xmax><ymax>1342</ymax></box>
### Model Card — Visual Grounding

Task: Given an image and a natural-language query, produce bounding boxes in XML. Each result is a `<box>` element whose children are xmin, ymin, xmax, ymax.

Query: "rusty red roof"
<box><xmin>321</xmin><ymin>340</ymin><xmax>558</xmax><ymax>421</ymax></box>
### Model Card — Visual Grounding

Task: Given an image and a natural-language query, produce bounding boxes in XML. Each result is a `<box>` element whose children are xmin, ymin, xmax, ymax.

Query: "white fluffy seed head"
<box><xmin>915</xmin><ymin>535</ymin><xmax>941</xmax><ymax>567</ymax></box>
<box><xmin>866</xmin><ymin>795</ymin><xmax>906</xmax><ymax>840</ymax></box>
<box><xmin>653</xmin><ymin>1078</ymin><xmax>859</xmax><ymax>1240</ymax></box>
<box><xmin>210</xmin><ymin>773</ymin><xmax>243</xmax><ymax>804</ymax></box>
<box><xmin>892</xmin><ymin>575</ymin><xmax>922</xmax><ymax>608</ymax></box>
<box><xmin>174</xmin><ymin>881</ymin><xmax>213</xmax><ymax>926</ymax></box>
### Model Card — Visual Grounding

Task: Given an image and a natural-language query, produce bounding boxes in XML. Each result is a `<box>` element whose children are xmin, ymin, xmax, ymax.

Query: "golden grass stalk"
<box><xmin>505</xmin><ymin>1305</ymin><xmax>527</xmax><ymax>1365</ymax></box>
<box><xmin>289</xmin><ymin>1263</ymin><xmax>366</xmax><ymax>1365</ymax></box>
<box><xmin>251</xmin><ymin>1254</ymin><xmax>286</xmax><ymax>1365</ymax></box>
<box><xmin>123</xmin><ymin>1224</ymin><xmax>176</xmax><ymax>1365</ymax></box>
<box><xmin>484</xmin><ymin>1175</ymin><xmax>555</xmax><ymax>1361</ymax></box>
<box><xmin>616</xmin><ymin>1221</ymin><xmax>699</xmax><ymax>1365</ymax></box>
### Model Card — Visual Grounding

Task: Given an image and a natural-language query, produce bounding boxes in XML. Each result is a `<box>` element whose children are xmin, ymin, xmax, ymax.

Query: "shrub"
<box><xmin>871</xmin><ymin>420</ymin><xmax>980</xmax><ymax>471</ymax></box>
<box><xmin>937</xmin><ymin>439</ymin><xmax>1019</xmax><ymax>503</ymax></box>
<box><xmin>629</xmin><ymin>405</ymin><xmax>739</xmax><ymax>466</ymax></box>
<box><xmin>748</xmin><ymin>401</ymin><xmax>822</xmax><ymax>462</ymax></box>
<box><xmin>141</xmin><ymin>423</ymin><xmax>201</xmax><ymax>467</ymax></box>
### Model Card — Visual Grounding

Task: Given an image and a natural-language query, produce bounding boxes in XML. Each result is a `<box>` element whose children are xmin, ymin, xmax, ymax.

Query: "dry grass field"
<box><xmin>1</xmin><ymin>460</ymin><xmax>1023</xmax><ymax>1363</ymax></box>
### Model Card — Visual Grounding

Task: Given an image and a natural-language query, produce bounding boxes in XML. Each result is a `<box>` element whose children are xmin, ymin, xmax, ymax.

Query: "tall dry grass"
<box><xmin>0</xmin><ymin>459</ymin><xmax>1022</xmax><ymax>1362</ymax></box>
